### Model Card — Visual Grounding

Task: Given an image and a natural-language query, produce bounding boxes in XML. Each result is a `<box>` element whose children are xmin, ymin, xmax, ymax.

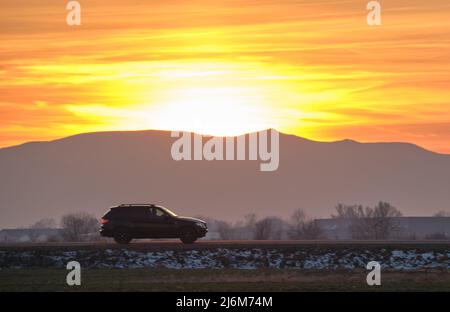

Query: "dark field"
<box><xmin>1</xmin><ymin>268</ymin><xmax>450</xmax><ymax>292</ymax></box>
<box><xmin>1</xmin><ymin>241</ymin><xmax>449</xmax><ymax>292</ymax></box>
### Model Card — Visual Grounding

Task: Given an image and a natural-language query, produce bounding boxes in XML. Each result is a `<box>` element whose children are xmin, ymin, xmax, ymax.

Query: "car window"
<box><xmin>154</xmin><ymin>208</ymin><xmax>167</xmax><ymax>217</ymax></box>
<box><xmin>156</xmin><ymin>206</ymin><xmax>178</xmax><ymax>217</ymax></box>
<box><xmin>147</xmin><ymin>207</ymin><xmax>166</xmax><ymax>217</ymax></box>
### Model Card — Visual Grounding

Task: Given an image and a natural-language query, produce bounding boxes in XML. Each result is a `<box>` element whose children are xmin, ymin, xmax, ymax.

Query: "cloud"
<box><xmin>1</xmin><ymin>0</ymin><xmax>449</xmax><ymax>153</ymax></box>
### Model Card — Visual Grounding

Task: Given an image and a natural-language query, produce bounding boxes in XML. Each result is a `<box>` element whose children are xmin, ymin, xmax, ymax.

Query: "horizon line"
<box><xmin>1</xmin><ymin>128</ymin><xmax>448</xmax><ymax>156</ymax></box>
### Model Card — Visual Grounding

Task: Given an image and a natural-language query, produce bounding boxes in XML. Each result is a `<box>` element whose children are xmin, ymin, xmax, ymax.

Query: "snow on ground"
<box><xmin>0</xmin><ymin>247</ymin><xmax>449</xmax><ymax>270</ymax></box>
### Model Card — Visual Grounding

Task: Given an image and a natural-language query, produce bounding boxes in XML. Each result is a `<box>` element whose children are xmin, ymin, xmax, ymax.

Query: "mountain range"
<box><xmin>1</xmin><ymin>130</ymin><xmax>449</xmax><ymax>228</ymax></box>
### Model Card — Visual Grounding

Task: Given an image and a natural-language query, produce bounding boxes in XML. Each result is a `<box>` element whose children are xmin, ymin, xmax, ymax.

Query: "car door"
<box><xmin>153</xmin><ymin>207</ymin><xmax>178</xmax><ymax>237</ymax></box>
<box><xmin>135</xmin><ymin>207</ymin><xmax>172</xmax><ymax>238</ymax></box>
<box><xmin>128</xmin><ymin>207</ymin><xmax>152</xmax><ymax>237</ymax></box>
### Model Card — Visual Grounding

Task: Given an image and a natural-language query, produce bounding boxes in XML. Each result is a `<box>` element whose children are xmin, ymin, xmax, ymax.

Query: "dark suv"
<box><xmin>100</xmin><ymin>204</ymin><xmax>207</xmax><ymax>244</ymax></box>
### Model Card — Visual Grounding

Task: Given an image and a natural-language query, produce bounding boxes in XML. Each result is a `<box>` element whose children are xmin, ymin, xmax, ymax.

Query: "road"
<box><xmin>1</xmin><ymin>239</ymin><xmax>449</xmax><ymax>251</ymax></box>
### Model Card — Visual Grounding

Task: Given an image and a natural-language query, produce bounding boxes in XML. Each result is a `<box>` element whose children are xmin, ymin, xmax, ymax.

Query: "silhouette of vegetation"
<box><xmin>287</xmin><ymin>208</ymin><xmax>323</xmax><ymax>239</ymax></box>
<box><xmin>61</xmin><ymin>212</ymin><xmax>99</xmax><ymax>242</ymax></box>
<box><xmin>332</xmin><ymin>202</ymin><xmax>402</xmax><ymax>239</ymax></box>
<box><xmin>254</xmin><ymin>217</ymin><xmax>286</xmax><ymax>240</ymax></box>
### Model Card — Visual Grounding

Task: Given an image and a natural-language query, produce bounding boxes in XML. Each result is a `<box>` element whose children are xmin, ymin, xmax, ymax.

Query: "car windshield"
<box><xmin>156</xmin><ymin>205</ymin><xmax>177</xmax><ymax>217</ymax></box>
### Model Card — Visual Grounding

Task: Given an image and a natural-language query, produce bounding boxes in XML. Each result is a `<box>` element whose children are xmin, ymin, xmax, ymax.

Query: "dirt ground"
<box><xmin>1</xmin><ymin>268</ymin><xmax>449</xmax><ymax>292</ymax></box>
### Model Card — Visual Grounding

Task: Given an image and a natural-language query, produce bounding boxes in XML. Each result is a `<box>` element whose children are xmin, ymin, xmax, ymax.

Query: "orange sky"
<box><xmin>1</xmin><ymin>0</ymin><xmax>450</xmax><ymax>153</ymax></box>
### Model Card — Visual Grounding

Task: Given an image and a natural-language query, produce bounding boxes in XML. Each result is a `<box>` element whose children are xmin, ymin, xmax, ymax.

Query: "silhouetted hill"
<box><xmin>1</xmin><ymin>130</ymin><xmax>449</xmax><ymax>228</ymax></box>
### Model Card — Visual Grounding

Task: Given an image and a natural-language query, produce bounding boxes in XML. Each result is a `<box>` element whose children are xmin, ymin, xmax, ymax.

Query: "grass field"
<box><xmin>1</xmin><ymin>268</ymin><xmax>450</xmax><ymax>292</ymax></box>
<box><xmin>1</xmin><ymin>242</ymin><xmax>449</xmax><ymax>291</ymax></box>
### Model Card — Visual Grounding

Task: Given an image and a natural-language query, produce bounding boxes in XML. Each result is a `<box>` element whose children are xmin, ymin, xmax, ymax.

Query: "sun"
<box><xmin>65</xmin><ymin>60</ymin><xmax>290</xmax><ymax>137</ymax></box>
<box><xmin>147</xmin><ymin>86</ymin><xmax>275</xmax><ymax>136</ymax></box>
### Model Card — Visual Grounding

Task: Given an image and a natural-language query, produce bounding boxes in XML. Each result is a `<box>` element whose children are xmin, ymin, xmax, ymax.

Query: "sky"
<box><xmin>1</xmin><ymin>0</ymin><xmax>450</xmax><ymax>153</ymax></box>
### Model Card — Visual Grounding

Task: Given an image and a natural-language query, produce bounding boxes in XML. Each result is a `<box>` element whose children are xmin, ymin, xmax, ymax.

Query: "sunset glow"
<box><xmin>1</xmin><ymin>0</ymin><xmax>450</xmax><ymax>152</ymax></box>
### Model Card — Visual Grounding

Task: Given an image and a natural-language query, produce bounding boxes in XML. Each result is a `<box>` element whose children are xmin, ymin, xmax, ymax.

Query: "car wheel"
<box><xmin>180</xmin><ymin>228</ymin><xmax>197</xmax><ymax>244</ymax></box>
<box><xmin>114</xmin><ymin>229</ymin><xmax>132</xmax><ymax>244</ymax></box>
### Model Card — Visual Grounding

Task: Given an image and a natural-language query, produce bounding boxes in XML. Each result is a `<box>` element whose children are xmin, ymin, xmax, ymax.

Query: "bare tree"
<box><xmin>288</xmin><ymin>209</ymin><xmax>306</xmax><ymax>239</ymax></box>
<box><xmin>301</xmin><ymin>220</ymin><xmax>323</xmax><ymax>239</ymax></box>
<box><xmin>216</xmin><ymin>220</ymin><xmax>233</xmax><ymax>240</ymax></box>
<box><xmin>332</xmin><ymin>204</ymin><xmax>369</xmax><ymax>239</ymax></box>
<box><xmin>332</xmin><ymin>203</ymin><xmax>361</xmax><ymax>219</ymax></box>
<box><xmin>370</xmin><ymin>201</ymin><xmax>402</xmax><ymax>239</ymax></box>
<box><xmin>244</xmin><ymin>213</ymin><xmax>257</xmax><ymax>230</ymax></box>
<box><xmin>332</xmin><ymin>202</ymin><xmax>402</xmax><ymax>240</ymax></box>
<box><xmin>61</xmin><ymin>212</ymin><xmax>99</xmax><ymax>242</ymax></box>
<box><xmin>254</xmin><ymin>218</ymin><xmax>274</xmax><ymax>240</ymax></box>
<box><xmin>269</xmin><ymin>217</ymin><xmax>286</xmax><ymax>239</ymax></box>
<box><xmin>288</xmin><ymin>208</ymin><xmax>323</xmax><ymax>239</ymax></box>
<box><xmin>254</xmin><ymin>217</ymin><xmax>286</xmax><ymax>240</ymax></box>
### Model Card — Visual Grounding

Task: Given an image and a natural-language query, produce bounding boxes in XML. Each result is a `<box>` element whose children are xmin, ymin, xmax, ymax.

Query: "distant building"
<box><xmin>0</xmin><ymin>228</ymin><xmax>63</xmax><ymax>243</ymax></box>
<box><xmin>316</xmin><ymin>217</ymin><xmax>450</xmax><ymax>240</ymax></box>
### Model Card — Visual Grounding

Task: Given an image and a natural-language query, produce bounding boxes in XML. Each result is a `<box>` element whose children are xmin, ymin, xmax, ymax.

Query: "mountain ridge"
<box><xmin>1</xmin><ymin>129</ymin><xmax>449</xmax><ymax>228</ymax></box>
<box><xmin>1</xmin><ymin>128</ymin><xmax>447</xmax><ymax>157</ymax></box>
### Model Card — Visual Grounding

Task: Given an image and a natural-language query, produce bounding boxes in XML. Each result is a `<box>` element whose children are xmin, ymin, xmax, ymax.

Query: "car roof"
<box><xmin>111</xmin><ymin>204</ymin><xmax>155</xmax><ymax>209</ymax></box>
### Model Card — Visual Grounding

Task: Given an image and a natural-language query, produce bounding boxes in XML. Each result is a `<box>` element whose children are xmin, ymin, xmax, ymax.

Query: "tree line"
<box><xmin>202</xmin><ymin>202</ymin><xmax>448</xmax><ymax>240</ymax></box>
<box><xmin>29</xmin><ymin>212</ymin><xmax>99</xmax><ymax>242</ymax></box>
<box><xmin>27</xmin><ymin>202</ymin><xmax>450</xmax><ymax>242</ymax></box>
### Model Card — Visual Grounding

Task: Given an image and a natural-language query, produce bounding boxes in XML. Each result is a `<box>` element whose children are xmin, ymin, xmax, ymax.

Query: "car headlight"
<box><xmin>196</xmin><ymin>222</ymin><xmax>206</xmax><ymax>228</ymax></box>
